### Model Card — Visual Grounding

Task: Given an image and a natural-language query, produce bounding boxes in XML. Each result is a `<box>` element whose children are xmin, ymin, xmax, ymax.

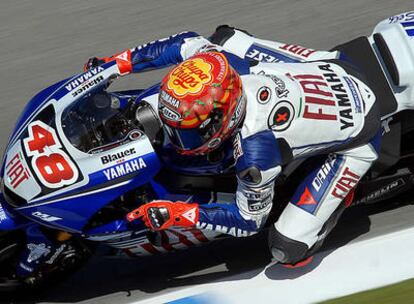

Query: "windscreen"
<box><xmin>61</xmin><ymin>92</ymin><xmax>140</xmax><ymax>153</ymax></box>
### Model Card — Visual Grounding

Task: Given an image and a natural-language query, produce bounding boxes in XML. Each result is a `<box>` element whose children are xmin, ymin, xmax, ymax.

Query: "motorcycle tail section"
<box><xmin>371</xmin><ymin>12</ymin><xmax>414</xmax><ymax>115</ymax></box>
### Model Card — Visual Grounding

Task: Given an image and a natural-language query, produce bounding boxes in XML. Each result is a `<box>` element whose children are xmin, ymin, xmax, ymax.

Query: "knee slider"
<box><xmin>268</xmin><ymin>225</ymin><xmax>309</xmax><ymax>264</ymax></box>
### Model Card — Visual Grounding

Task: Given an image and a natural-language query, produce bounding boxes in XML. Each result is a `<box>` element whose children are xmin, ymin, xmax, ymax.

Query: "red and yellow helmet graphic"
<box><xmin>159</xmin><ymin>52</ymin><xmax>244</xmax><ymax>155</ymax></box>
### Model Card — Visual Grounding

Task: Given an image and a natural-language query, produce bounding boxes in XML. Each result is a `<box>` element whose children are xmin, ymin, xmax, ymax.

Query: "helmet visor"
<box><xmin>165</xmin><ymin>126</ymin><xmax>206</xmax><ymax>150</ymax></box>
<box><xmin>164</xmin><ymin>109</ymin><xmax>223</xmax><ymax>151</ymax></box>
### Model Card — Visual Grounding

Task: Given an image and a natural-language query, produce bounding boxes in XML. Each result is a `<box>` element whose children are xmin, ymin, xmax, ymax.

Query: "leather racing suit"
<box><xmin>100</xmin><ymin>27</ymin><xmax>380</xmax><ymax>263</ymax></box>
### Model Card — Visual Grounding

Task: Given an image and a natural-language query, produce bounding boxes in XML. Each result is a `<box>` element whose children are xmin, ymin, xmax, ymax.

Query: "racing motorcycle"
<box><xmin>0</xmin><ymin>12</ymin><xmax>414</xmax><ymax>291</ymax></box>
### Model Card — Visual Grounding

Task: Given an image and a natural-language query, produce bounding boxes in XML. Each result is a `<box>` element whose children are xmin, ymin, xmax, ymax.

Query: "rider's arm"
<box><xmin>127</xmin><ymin>131</ymin><xmax>285</xmax><ymax>237</ymax></box>
<box><xmin>86</xmin><ymin>31</ymin><xmax>215</xmax><ymax>75</ymax></box>
<box><xmin>196</xmin><ymin>130</ymin><xmax>283</xmax><ymax>237</ymax></box>
<box><xmin>209</xmin><ymin>25</ymin><xmax>338</xmax><ymax>63</ymax></box>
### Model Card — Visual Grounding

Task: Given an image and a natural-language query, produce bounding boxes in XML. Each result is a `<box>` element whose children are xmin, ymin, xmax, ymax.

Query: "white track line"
<box><xmin>133</xmin><ymin>227</ymin><xmax>414</xmax><ymax>304</ymax></box>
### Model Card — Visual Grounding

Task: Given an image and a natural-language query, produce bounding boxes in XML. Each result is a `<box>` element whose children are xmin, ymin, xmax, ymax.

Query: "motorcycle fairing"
<box><xmin>0</xmin><ymin>191</ymin><xmax>29</xmax><ymax>230</ymax></box>
<box><xmin>1</xmin><ymin>61</ymin><xmax>166</xmax><ymax>232</ymax></box>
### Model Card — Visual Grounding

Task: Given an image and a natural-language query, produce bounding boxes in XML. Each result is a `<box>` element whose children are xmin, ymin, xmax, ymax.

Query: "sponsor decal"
<box><xmin>182</xmin><ymin>208</ymin><xmax>197</xmax><ymax>224</ymax></box>
<box><xmin>160</xmin><ymin>90</ymin><xmax>180</xmax><ymax>108</ymax></box>
<box><xmin>27</xmin><ymin>243</ymin><xmax>51</xmax><ymax>263</ymax></box>
<box><xmin>115</xmin><ymin>50</ymin><xmax>129</xmax><ymax>61</ymax></box>
<box><xmin>19</xmin><ymin>263</ymin><xmax>33</xmax><ymax>272</ymax></box>
<box><xmin>279</xmin><ymin>44</ymin><xmax>316</xmax><ymax>58</ymax></box>
<box><xmin>0</xmin><ymin>206</ymin><xmax>7</xmax><ymax>222</ymax></box>
<box><xmin>228</xmin><ymin>96</ymin><xmax>245</xmax><ymax>129</ymax></box>
<box><xmin>245</xmin><ymin>189</ymin><xmax>272</xmax><ymax>212</ymax></box>
<box><xmin>103</xmin><ymin>157</ymin><xmax>147</xmax><ymax>180</ymax></box>
<box><xmin>5</xmin><ymin>152</ymin><xmax>30</xmax><ymax>189</ymax></box>
<box><xmin>312</xmin><ymin>155</ymin><xmax>337</xmax><ymax>192</ymax></box>
<box><xmin>245</xmin><ymin>43</ymin><xmax>300</xmax><ymax>63</ymax></box>
<box><xmin>199</xmin><ymin>118</ymin><xmax>211</xmax><ymax>129</ymax></box>
<box><xmin>296</xmin><ymin>187</ymin><xmax>317</xmax><ymax>206</ymax></box>
<box><xmin>256</xmin><ymin>71</ymin><xmax>289</xmax><ymax>98</ymax></box>
<box><xmin>32</xmin><ymin>211</ymin><xmax>62</xmax><ymax>222</ymax></box>
<box><xmin>331</xmin><ymin>167</ymin><xmax>361</xmax><ymax>199</ymax></box>
<box><xmin>71</xmin><ymin>75</ymin><xmax>104</xmax><ymax>97</ymax></box>
<box><xmin>208</xmin><ymin>138</ymin><xmax>221</xmax><ymax>149</ymax></box>
<box><xmin>160</xmin><ymin>106</ymin><xmax>182</xmax><ymax>122</ymax></box>
<box><xmin>233</xmin><ymin>133</ymin><xmax>243</xmax><ymax>161</ymax></box>
<box><xmin>294</xmin><ymin>63</ymin><xmax>355</xmax><ymax>131</ymax></box>
<box><xmin>354</xmin><ymin>178</ymin><xmax>406</xmax><ymax>205</ymax></box>
<box><xmin>23</xmin><ymin>120</ymin><xmax>79</xmax><ymax>189</ymax></box>
<box><xmin>45</xmin><ymin>244</ymin><xmax>66</xmax><ymax>265</ymax></box>
<box><xmin>100</xmin><ymin>147</ymin><xmax>136</xmax><ymax>165</ymax></box>
<box><xmin>388</xmin><ymin>12</ymin><xmax>414</xmax><ymax>23</ymax></box>
<box><xmin>257</xmin><ymin>86</ymin><xmax>272</xmax><ymax>104</ymax></box>
<box><xmin>196</xmin><ymin>222</ymin><xmax>253</xmax><ymax>237</ymax></box>
<box><xmin>65</xmin><ymin>67</ymin><xmax>104</xmax><ymax>91</ymax></box>
<box><xmin>343</xmin><ymin>76</ymin><xmax>362</xmax><ymax>113</ymax></box>
<box><xmin>167</xmin><ymin>57</ymin><xmax>212</xmax><ymax>96</ymax></box>
<box><xmin>272</xmin><ymin>76</ymin><xmax>289</xmax><ymax>98</ymax></box>
<box><xmin>268</xmin><ymin>101</ymin><xmax>295</xmax><ymax>131</ymax></box>
<box><xmin>128</xmin><ymin>130</ymin><xmax>143</xmax><ymax>141</ymax></box>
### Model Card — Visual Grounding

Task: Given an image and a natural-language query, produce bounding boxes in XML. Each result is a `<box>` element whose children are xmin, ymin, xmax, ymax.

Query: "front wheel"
<box><xmin>0</xmin><ymin>230</ymin><xmax>25</xmax><ymax>292</ymax></box>
<box><xmin>0</xmin><ymin>230</ymin><xmax>95</xmax><ymax>294</ymax></box>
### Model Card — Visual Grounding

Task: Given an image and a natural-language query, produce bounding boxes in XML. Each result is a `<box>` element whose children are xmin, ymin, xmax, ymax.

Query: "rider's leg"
<box><xmin>268</xmin><ymin>142</ymin><xmax>379</xmax><ymax>264</ymax></box>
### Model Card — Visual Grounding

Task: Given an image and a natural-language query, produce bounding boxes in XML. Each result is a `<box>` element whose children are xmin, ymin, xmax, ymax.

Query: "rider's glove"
<box><xmin>83</xmin><ymin>49</ymin><xmax>133</xmax><ymax>75</ymax></box>
<box><xmin>84</xmin><ymin>57</ymin><xmax>107</xmax><ymax>71</ymax></box>
<box><xmin>126</xmin><ymin>200</ymin><xmax>199</xmax><ymax>231</ymax></box>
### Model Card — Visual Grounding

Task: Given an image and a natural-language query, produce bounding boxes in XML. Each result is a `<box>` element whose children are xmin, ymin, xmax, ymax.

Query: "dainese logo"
<box><xmin>167</xmin><ymin>58</ymin><xmax>212</xmax><ymax>96</ymax></box>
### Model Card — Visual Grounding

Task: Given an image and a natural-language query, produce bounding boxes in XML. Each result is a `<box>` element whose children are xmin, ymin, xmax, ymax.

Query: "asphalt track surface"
<box><xmin>1</xmin><ymin>1</ymin><xmax>414</xmax><ymax>303</ymax></box>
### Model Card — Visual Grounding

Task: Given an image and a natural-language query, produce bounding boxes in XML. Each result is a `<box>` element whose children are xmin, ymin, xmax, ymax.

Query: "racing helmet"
<box><xmin>158</xmin><ymin>52</ymin><xmax>245</xmax><ymax>155</ymax></box>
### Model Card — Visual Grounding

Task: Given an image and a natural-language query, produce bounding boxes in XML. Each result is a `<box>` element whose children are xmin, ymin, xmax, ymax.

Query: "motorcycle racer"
<box><xmin>85</xmin><ymin>27</ymin><xmax>381</xmax><ymax>264</ymax></box>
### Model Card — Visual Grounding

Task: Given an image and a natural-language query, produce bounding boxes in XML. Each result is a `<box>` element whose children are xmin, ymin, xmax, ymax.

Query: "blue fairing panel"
<box><xmin>7</xmin><ymin>78</ymin><xmax>71</xmax><ymax>148</ymax></box>
<box><xmin>0</xmin><ymin>192</ymin><xmax>28</xmax><ymax>230</ymax></box>
<box><xmin>16</xmin><ymin>152</ymin><xmax>161</xmax><ymax>232</ymax></box>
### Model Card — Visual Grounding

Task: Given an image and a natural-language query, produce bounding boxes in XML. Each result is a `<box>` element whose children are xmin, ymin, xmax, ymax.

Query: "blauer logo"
<box><xmin>100</xmin><ymin>147</ymin><xmax>136</xmax><ymax>165</ymax></box>
<box><xmin>65</xmin><ymin>67</ymin><xmax>105</xmax><ymax>91</ymax></box>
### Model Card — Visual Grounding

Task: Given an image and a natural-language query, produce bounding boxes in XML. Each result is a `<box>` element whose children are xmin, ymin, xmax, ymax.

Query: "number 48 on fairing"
<box><xmin>23</xmin><ymin>121</ymin><xmax>79</xmax><ymax>189</ymax></box>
